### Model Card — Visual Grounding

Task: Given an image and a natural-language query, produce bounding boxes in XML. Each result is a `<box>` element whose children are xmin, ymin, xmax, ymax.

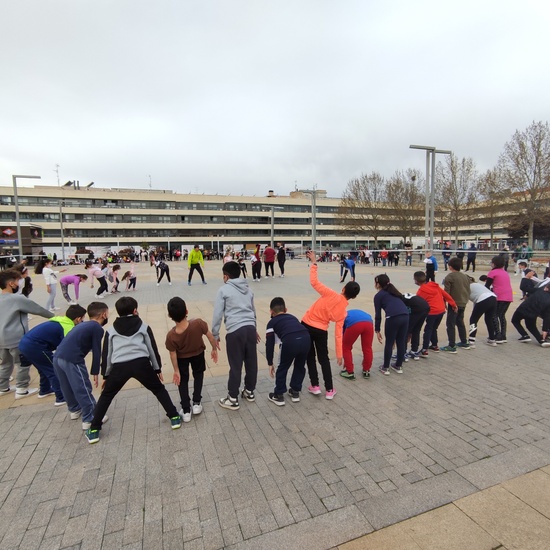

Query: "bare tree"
<box><xmin>435</xmin><ymin>154</ymin><xmax>478</xmax><ymax>246</ymax></box>
<box><xmin>478</xmin><ymin>168</ymin><xmax>508</xmax><ymax>249</ymax></box>
<box><xmin>386</xmin><ymin>168</ymin><xmax>424</xmax><ymax>243</ymax></box>
<box><xmin>499</xmin><ymin>120</ymin><xmax>550</xmax><ymax>247</ymax></box>
<box><xmin>338</xmin><ymin>172</ymin><xmax>387</xmax><ymax>247</ymax></box>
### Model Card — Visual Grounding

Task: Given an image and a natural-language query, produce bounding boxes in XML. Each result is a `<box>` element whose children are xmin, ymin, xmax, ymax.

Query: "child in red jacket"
<box><xmin>414</xmin><ymin>271</ymin><xmax>457</xmax><ymax>357</ymax></box>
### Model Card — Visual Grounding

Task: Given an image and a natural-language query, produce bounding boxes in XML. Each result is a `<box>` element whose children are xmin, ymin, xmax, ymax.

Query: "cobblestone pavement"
<box><xmin>1</xmin><ymin>259</ymin><xmax>549</xmax><ymax>549</ymax></box>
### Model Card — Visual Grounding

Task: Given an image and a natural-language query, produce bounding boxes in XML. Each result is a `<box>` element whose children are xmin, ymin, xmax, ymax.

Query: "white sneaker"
<box><xmin>82</xmin><ymin>415</ymin><xmax>108</xmax><ymax>430</ymax></box>
<box><xmin>168</xmin><ymin>282</ymin><xmax>172</xmax><ymax>286</ymax></box>
<box><xmin>69</xmin><ymin>301</ymin><xmax>77</xmax><ymax>305</ymax></box>
<box><xmin>15</xmin><ymin>388</ymin><xmax>39</xmax><ymax>399</ymax></box>
<box><xmin>192</xmin><ymin>403</ymin><xmax>203</xmax><ymax>415</ymax></box>
<box><xmin>179</xmin><ymin>409</ymin><xmax>192</xmax><ymax>423</ymax></box>
<box><xmin>70</xmin><ymin>410</ymin><xmax>82</xmax><ymax>419</ymax></box>
<box><xmin>156</xmin><ymin>283</ymin><xmax>160</xmax><ymax>286</ymax></box>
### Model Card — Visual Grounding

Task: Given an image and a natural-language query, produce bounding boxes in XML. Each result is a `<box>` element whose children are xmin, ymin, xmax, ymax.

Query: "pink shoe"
<box><xmin>308</xmin><ymin>385</ymin><xmax>322</xmax><ymax>395</ymax></box>
<box><xmin>325</xmin><ymin>389</ymin><xmax>337</xmax><ymax>400</ymax></box>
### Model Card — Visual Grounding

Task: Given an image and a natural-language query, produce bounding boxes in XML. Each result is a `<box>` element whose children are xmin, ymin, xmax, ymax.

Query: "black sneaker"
<box><xmin>268</xmin><ymin>393</ymin><xmax>285</xmax><ymax>406</ymax></box>
<box><xmin>362</xmin><ymin>370</ymin><xmax>370</xmax><ymax>379</ymax></box>
<box><xmin>219</xmin><ymin>395</ymin><xmax>240</xmax><ymax>410</ymax></box>
<box><xmin>429</xmin><ymin>345</ymin><xmax>440</xmax><ymax>352</ymax></box>
<box><xmin>288</xmin><ymin>388</ymin><xmax>300</xmax><ymax>402</ymax></box>
<box><xmin>241</xmin><ymin>388</ymin><xmax>255</xmax><ymax>402</ymax></box>
<box><xmin>518</xmin><ymin>335</ymin><xmax>531</xmax><ymax>342</ymax></box>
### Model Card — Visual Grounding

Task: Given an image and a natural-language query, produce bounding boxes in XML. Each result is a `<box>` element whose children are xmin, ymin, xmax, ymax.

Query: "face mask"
<box><xmin>101</xmin><ymin>317</ymin><xmax>108</xmax><ymax>326</ymax></box>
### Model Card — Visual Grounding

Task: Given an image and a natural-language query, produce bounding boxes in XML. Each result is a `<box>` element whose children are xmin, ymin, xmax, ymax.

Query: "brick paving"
<box><xmin>1</xmin><ymin>259</ymin><xmax>550</xmax><ymax>549</ymax></box>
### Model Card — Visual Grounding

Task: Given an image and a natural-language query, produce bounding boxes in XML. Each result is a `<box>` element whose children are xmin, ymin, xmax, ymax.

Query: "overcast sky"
<box><xmin>1</xmin><ymin>0</ymin><xmax>549</xmax><ymax>198</ymax></box>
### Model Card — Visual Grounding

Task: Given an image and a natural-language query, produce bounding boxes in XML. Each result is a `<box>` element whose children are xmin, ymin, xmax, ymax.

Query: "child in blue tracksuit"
<box><xmin>53</xmin><ymin>302</ymin><xmax>109</xmax><ymax>429</ymax></box>
<box><xmin>424</xmin><ymin>252</ymin><xmax>439</xmax><ymax>282</ymax></box>
<box><xmin>265</xmin><ymin>297</ymin><xmax>311</xmax><ymax>406</ymax></box>
<box><xmin>19</xmin><ymin>304</ymin><xmax>86</xmax><ymax>404</ymax></box>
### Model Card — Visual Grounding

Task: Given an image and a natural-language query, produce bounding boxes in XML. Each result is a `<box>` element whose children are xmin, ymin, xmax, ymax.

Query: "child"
<box><xmin>511</xmin><ymin>283</ymin><xmax>550</xmax><ymax>346</ymax></box>
<box><xmin>110</xmin><ymin>264</ymin><xmax>121</xmax><ymax>293</ymax></box>
<box><xmin>401</xmin><ymin>292</ymin><xmax>430</xmax><ymax>360</ymax></box>
<box><xmin>414</xmin><ymin>271</ymin><xmax>457</xmax><ymax>357</ymax></box>
<box><xmin>340</xmin><ymin>255</ymin><xmax>356</xmax><ymax>283</ymax></box>
<box><xmin>485</xmin><ymin>256</ymin><xmax>513</xmax><ymax>343</ymax></box>
<box><xmin>121</xmin><ymin>263</ymin><xmax>137</xmax><ymax>291</ymax></box>
<box><xmin>35</xmin><ymin>258</ymin><xmax>67</xmax><ymax>312</ymax></box>
<box><xmin>468</xmin><ymin>278</ymin><xmax>497</xmax><ymax>347</ymax></box>
<box><xmin>14</xmin><ymin>263</ymin><xmax>33</xmax><ymax>297</ymax></box>
<box><xmin>85</xmin><ymin>296</ymin><xmax>182</xmax><ymax>443</ymax></box>
<box><xmin>18</xmin><ymin>305</ymin><xmax>87</xmax><ymax>404</ymax></box>
<box><xmin>212</xmin><ymin>261</ymin><xmax>259</xmax><ymax>410</ymax></box>
<box><xmin>155</xmin><ymin>259</ymin><xmax>171</xmax><ymax>286</ymax></box>
<box><xmin>423</xmin><ymin>251</ymin><xmax>438</xmax><ymax>282</ymax></box>
<box><xmin>166</xmin><ymin>297</ymin><xmax>218</xmax><ymax>421</ymax></box>
<box><xmin>86</xmin><ymin>259</ymin><xmax>109</xmax><ymax>297</ymax></box>
<box><xmin>442</xmin><ymin>257</ymin><xmax>472</xmax><ymax>352</ymax></box>
<box><xmin>238</xmin><ymin>256</ymin><xmax>248</xmax><ymax>278</ymax></box>
<box><xmin>0</xmin><ymin>269</ymin><xmax>54</xmax><ymax>398</ymax></box>
<box><xmin>339</xmin><ymin>309</ymin><xmax>373</xmax><ymax>379</ymax></box>
<box><xmin>265</xmin><ymin>297</ymin><xmax>311</xmax><ymax>405</ymax></box>
<box><xmin>251</xmin><ymin>247</ymin><xmax>261</xmax><ymax>282</ymax></box>
<box><xmin>60</xmin><ymin>274</ymin><xmax>88</xmax><ymax>304</ymax></box>
<box><xmin>53</xmin><ymin>302</ymin><xmax>109</xmax><ymax>430</ymax></box>
<box><xmin>301</xmin><ymin>250</ymin><xmax>360</xmax><ymax>397</ymax></box>
<box><xmin>374</xmin><ymin>274</ymin><xmax>409</xmax><ymax>375</ymax></box>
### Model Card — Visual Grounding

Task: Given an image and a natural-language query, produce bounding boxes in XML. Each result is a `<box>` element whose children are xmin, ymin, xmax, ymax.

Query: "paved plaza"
<box><xmin>1</xmin><ymin>258</ymin><xmax>550</xmax><ymax>549</ymax></box>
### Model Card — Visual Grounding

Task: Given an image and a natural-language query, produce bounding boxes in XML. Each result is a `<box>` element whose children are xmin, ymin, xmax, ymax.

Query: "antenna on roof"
<box><xmin>54</xmin><ymin>164</ymin><xmax>60</xmax><ymax>186</ymax></box>
<box><xmin>148</xmin><ymin>175</ymin><xmax>152</xmax><ymax>189</ymax></box>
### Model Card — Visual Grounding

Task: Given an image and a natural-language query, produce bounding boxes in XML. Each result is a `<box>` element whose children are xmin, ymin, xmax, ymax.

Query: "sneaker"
<box><xmin>69</xmin><ymin>301</ymin><xmax>77</xmax><ymax>305</ymax></box>
<box><xmin>308</xmin><ymin>385</ymin><xmax>322</xmax><ymax>395</ymax></box>
<box><xmin>456</xmin><ymin>342</ymin><xmax>471</xmax><ymax>350</ymax></box>
<box><xmin>390</xmin><ymin>363</ymin><xmax>403</xmax><ymax>374</ymax></box>
<box><xmin>469</xmin><ymin>323</ymin><xmax>477</xmax><ymax>335</ymax></box>
<box><xmin>339</xmin><ymin>370</ymin><xmax>356</xmax><ymax>380</ymax></box>
<box><xmin>179</xmin><ymin>409</ymin><xmax>192</xmax><ymax>423</ymax></box>
<box><xmin>429</xmin><ymin>345</ymin><xmax>440</xmax><ymax>352</ymax></box>
<box><xmin>70</xmin><ymin>410</ymin><xmax>82</xmax><ymax>420</ymax></box>
<box><xmin>391</xmin><ymin>353</ymin><xmax>409</xmax><ymax>362</ymax></box>
<box><xmin>85</xmin><ymin>429</ymin><xmax>100</xmax><ymax>444</ymax></box>
<box><xmin>486</xmin><ymin>339</ymin><xmax>497</xmax><ymax>347</ymax></box>
<box><xmin>288</xmin><ymin>389</ymin><xmax>300</xmax><ymax>402</ymax></box>
<box><xmin>325</xmin><ymin>389</ymin><xmax>337</xmax><ymax>400</ymax></box>
<box><xmin>219</xmin><ymin>395</ymin><xmax>240</xmax><ymax>410</ymax></box>
<box><xmin>170</xmin><ymin>415</ymin><xmax>182</xmax><ymax>429</ymax></box>
<box><xmin>518</xmin><ymin>335</ymin><xmax>531</xmax><ymax>342</ymax></box>
<box><xmin>496</xmin><ymin>338</ymin><xmax>507</xmax><ymax>344</ymax></box>
<box><xmin>202</xmin><ymin>281</ymin><xmax>207</xmax><ymax>285</ymax></box>
<box><xmin>168</xmin><ymin>282</ymin><xmax>172</xmax><ymax>286</ymax></box>
<box><xmin>362</xmin><ymin>370</ymin><xmax>370</xmax><ymax>378</ymax></box>
<box><xmin>192</xmin><ymin>402</ymin><xmax>203</xmax><ymax>415</ymax></box>
<box><xmin>469</xmin><ymin>338</ymin><xmax>476</xmax><ymax>348</ymax></box>
<box><xmin>0</xmin><ymin>387</ymin><xmax>14</xmax><ymax>395</ymax></box>
<box><xmin>409</xmin><ymin>351</ymin><xmax>420</xmax><ymax>361</ymax></box>
<box><xmin>156</xmin><ymin>283</ymin><xmax>160</xmax><ymax>286</ymax></box>
<box><xmin>268</xmin><ymin>392</ymin><xmax>285</xmax><ymax>406</ymax></box>
<box><xmin>441</xmin><ymin>346</ymin><xmax>458</xmax><ymax>353</ymax></box>
<box><xmin>15</xmin><ymin>388</ymin><xmax>39</xmax><ymax>399</ymax></box>
<box><xmin>540</xmin><ymin>341</ymin><xmax>550</xmax><ymax>348</ymax></box>
<box><xmin>188</xmin><ymin>282</ymin><xmax>191</xmax><ymax>286</ymax></box>
<box><xmin>379</xmin><ymin>366</ymin><xmax>390</xmax><ymax>375</ymax></box>
<box><xmin>420</xmin><ymin>349</ymin><xmax>429</xmax><ymax>358</ymax></box>
<box><xmin>54</xmin><ymin>400</ymin><xmax>66</xmax><ymax>407</ymax></box>
<box><xmin>82</xmin><ymin>415</ymin><xmax>108</xmax><ymax>430</ymax></box>
<box><xmin>37</xmin><ymin>391</ymin><xmax>55</xmax><ymax>399</ymax></box>
<box><xmin>96</xmin><ymin>294</ymin><xmax>105</xmax><ymax>299</ymax></box>
<box><xmin>241</xmin><ymin>388</ymin><xmax>255</xmax><ymax>402</ymax></box>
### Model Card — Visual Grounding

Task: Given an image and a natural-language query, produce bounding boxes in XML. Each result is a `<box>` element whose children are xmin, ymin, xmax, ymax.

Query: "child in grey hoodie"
<box><xmin>212</xmin><ymin>261</ymin><xmax>259</xmax><ymax>410</ymax></box>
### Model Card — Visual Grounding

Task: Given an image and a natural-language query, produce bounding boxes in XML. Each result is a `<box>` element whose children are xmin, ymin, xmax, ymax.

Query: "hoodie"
<box><xmin>101</xmin><ymin>315</ymin><xmax>162</xmax><ymax>377</ymax></box>
<box><xmin>516</xmin><ymin>287</ymin><xmax>550</xmax><ymax>331</ymax></box>
<box><xmin>416</xmin><ymin>282</ymin><xmax>456</xmax><ymax>315</ymax></box>
<box><xmin>211</xmin><ymin>278</ymin><xmax>256</xmax><ymax>339</ymax></box>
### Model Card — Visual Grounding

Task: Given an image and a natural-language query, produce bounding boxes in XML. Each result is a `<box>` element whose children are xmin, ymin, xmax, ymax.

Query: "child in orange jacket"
<box><xmin>414</xmin><ymin>271</ymin><xmax>457</xmax><ymax>357</ymax></box>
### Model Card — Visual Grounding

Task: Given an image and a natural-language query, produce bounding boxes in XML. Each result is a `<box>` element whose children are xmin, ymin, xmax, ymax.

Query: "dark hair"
<box><xmin>194</xmin><ymin>244</ymin><xmax>199</xmax><ymax>249</ymax></box>
<box><xmin>85</xmin><ymin>259</ymin><xmax>93</xmax><ymax>268</ymax></box>
<box><xmin>375</xmin><ymin>274</ymin><xmax>402</xmax><ymax>297</ymax></box>
<box><xmin>121</xmin><ymin>270</ymin><xmax>131</xmax><ymax>281</ymax></box>
<box><xmin>343</xmin><ymin>281</ymin><xmax>360</xmax><ymax>299</ymax></box>
<box><xmin>491</xmin><ymin>255</ymin><xmax>505</xmax><ymax>269</ymax></box>
<box><xmin>78</xmin><ymin>274</ymin><xmax>88</xmax><ymax>281</ymax></box>
<box><xmin>167</xmin><ymin>297</ymin><xmax>187</xmax><ymax>323</ymax></box>
<box><xmin>115</xmin><ymin>296</ymin><xmax>138</xmax><ymax>316</ymax></box>
<box><xmin>34</xmin><ymin>258</ymin><xmax>50</xmax><ymax>274</ymax></box>
<box><xmin>448</xmin><ymin>257</ymin><xmax>462</xmax><ymax>271</ymax></box>
<box><xmin>65</xmin><ymin>304</ymin><xmax>87</xmax><ymax>321</ymax></box>
<box><xmin>413</xmin><ymin>271</ymin><xmax>427</xmax><ymax>284</ymax></box>
<box><xmin>478</xmin><ymin>275</ymin><xmax>488</xmax><ymax>282</ymax></box>
<box><xmin>222</xmin><ymin>261</ymin><xmax>241</xmax><ymax>279</ymax></box>
<box><xmin>87</xmin><ymin>301</ymin><xmax>108</xmax><ymax>319</ymax></box>
<box><xmin>270</xmin><ymin>297</ymin><xmax>286</xmax><ymax>313</ymax></box>
<box><xmin>112</xmin><ymin>264</ymin><xmax>121</xmax><ymax>272</ymax></box>
<box><xmin>518</xmin><ymin>260</ymin><xmax>528</xmax><ymax>266</ymax></box>
<box><xmin>0</xmin><ymin>269</ymin><xmax>21</xmax><ymax>289</ymax></box>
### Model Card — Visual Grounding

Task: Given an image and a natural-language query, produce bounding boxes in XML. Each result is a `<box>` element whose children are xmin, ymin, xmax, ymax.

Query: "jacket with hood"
<box><xmin>516</xmin><ymin>287</ymin><xmax>550</xmax><ymax>331</ymax></box>
<box><xmin>101</xmin><ymin>315</ymin><xmax>162</xmax><ymax>377</ymax></box>
<box><xmin>416</xmin><ymin>282</ymin><xmax>456</xmax><ymax>315</ymax></box>
<box><xmin>211</xmin><ymin>278</ymin><xmax>256</xmax><ymax>339</ymax></box>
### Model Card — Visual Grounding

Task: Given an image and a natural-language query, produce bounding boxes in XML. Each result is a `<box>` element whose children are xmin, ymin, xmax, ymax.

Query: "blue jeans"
<box><xmin>18</xmin><ymin>342</ymin><xmax>64</xmax><ymax>401</ymax></box>
<box><xmin>274</xmin><ymin>333</ymin><xmax>310</xmax><ymax>395</ymax></box>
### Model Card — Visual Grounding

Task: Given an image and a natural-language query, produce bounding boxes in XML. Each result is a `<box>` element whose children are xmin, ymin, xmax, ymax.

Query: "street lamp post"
<box><xmin>59</xmin><ymin>200</ymin><xmax>66</xmax><ymax>263</ymax></box>
<box><xmin>12</xmin><ymin>175</ymin><xmax>41</xmax><ymax>260</ymax></box>
<box><xmin>262</xmin><ymin>205</ymin><xmax>284</xmax><ymax>247</ymax></box>
<box><xmin>297</xmin><ymin>189</ymin><xmax>318</xmax><ymax>252</ymax></box>
<box><xmin>409</xmin><ymin>146</ymin><xmax>451</xmax><ymax>251</ymax></box>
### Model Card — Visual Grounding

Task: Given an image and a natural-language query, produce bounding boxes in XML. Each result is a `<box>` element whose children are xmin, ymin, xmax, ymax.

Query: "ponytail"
<box><xmin>375</xmin><ymin>273</ymin><xmax>403</xmax><ymax>298</ymax></box>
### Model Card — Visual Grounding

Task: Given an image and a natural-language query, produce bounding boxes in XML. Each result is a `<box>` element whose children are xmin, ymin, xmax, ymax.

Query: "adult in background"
<box><xmin>465</xmin><ymin>243</ymin><xmax>477</xmax><ymax>272</ymax></box>
<box><xmin>263</xmin><ymin>244</ymin><xmax>276</xmax><ymax>278</ymax></box>
<box><xmin>188</xmin><ymin>245</ymin><xmax>206</xmax><ymax>286</ymax></box>
<box><xmin>277</xmin><ymin>242</ymin><xmax>286</xmax><ymax>277</ymax></box>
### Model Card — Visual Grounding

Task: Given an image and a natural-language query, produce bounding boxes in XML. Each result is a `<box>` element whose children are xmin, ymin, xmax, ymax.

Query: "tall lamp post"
<box><xmin>262</xmin><ymin>205</ymin><xmax>284</xmax><ymax>247</ymax></box>
<box><xmin>297</xmin><ymin>189</ymin><xmax>318</xmax><ymax>251</ymax></box>
<box><xmin>409</xmin><ymin>146</ymin><xmax>451</xmax><ymax>251</ymax></box>
<box><xmin>12</xmin><ymin>175</ymin><xmax>41</xmax><ymax>260</ymax></box>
